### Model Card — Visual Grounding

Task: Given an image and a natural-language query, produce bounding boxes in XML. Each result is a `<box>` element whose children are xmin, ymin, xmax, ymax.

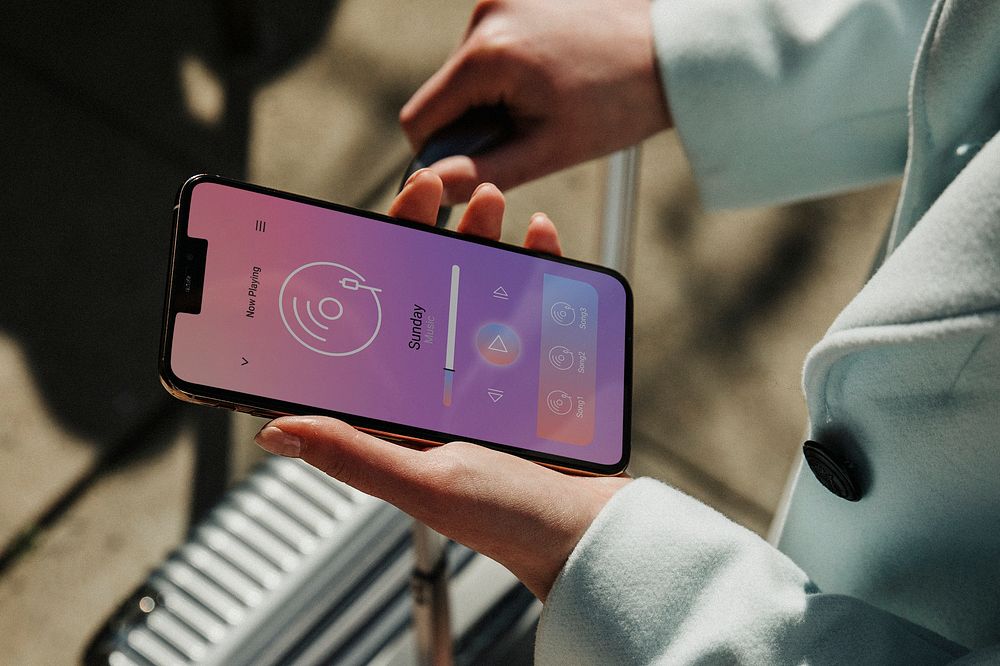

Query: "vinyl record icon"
<box><xmin>279</xmin><ymin>261</ymin><xmax>383</xmax><ymax>357</ymax></box>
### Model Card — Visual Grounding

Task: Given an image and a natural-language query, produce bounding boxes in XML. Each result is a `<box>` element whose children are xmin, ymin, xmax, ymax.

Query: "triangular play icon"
<box><xmin>487</xmin><ymin>389</ymin><xmax>504</xmax><ymax>403</ymax></box>
<box><xmin>488</xmin><ymin>335</ymin><xmax>508</xmax><ymax>353</ymax></box>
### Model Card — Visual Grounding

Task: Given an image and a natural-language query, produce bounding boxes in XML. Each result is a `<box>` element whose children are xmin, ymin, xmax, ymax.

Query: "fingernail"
<box><xmin>404</xmin><ymin>168</ymin><xmax>427</xmax><ymax>188</ymax></box>
<box><xmin>471</xmin><ymin>182</ymin><xmax>500</xmax><ymax>198</ymax></box>
<box><xmin>255</xmin><ymin>423</ymin><xmax>302</xmax><ymax>458</ymax></box>
<box><xmin>531</xmin><ymin>212</ymin><xmax>548</xmax><ymax>225</ymax></box>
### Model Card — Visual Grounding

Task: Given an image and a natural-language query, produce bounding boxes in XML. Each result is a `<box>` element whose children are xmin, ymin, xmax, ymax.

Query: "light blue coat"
<box><xmin>536</xmin><ymin>0</ymin><xmax>1000</xmax><ymax>662</ymax></box>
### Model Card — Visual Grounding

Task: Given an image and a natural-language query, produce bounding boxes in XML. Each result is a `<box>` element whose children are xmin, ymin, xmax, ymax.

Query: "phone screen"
<box><xmin>164</xmin><ymin>177</ymin><xmax>631</xmax><ymax>473</ymax></box>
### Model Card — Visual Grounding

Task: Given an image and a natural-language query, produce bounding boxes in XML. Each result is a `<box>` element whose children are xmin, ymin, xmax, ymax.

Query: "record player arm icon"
<box><xmin>339</xmin><ymin>277</ymin><xmax>381</xmax><ymax>294</ymax></box>
<box><xmin>280</xmin><ymin>262</ymin><xmax>383</xmax><ymax>357</ymax></box>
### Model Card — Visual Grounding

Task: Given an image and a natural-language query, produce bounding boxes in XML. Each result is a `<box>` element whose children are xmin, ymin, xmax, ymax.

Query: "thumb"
<box><xmin>255</xmin><ymin>416</ymin><xmax>435</xmax><ymax>511</ymax></box>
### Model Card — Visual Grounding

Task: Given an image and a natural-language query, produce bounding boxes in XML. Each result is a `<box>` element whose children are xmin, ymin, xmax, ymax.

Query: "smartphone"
<box><xmin>160</xmin><ymin>175</ymin><xmax>632</xmax><ymax>475</ymax></box>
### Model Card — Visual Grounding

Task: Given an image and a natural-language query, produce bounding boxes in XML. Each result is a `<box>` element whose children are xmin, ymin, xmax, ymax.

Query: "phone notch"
<box><xmin>173</xmin><ymin>237</ymin><xmax>208</xmax><ymax>314</ymax></box>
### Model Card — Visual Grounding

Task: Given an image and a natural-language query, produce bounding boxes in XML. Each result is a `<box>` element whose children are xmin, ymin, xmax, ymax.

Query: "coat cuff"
<box><xmin>650</xmin><ymin>0</ymin><xmax>919</xmax><ymax>209</ymax></box>
<box><xmin>534</xmin><ymin>477</ymin><xmax>810</xmax><ymax>663</ymax></box>
<box><xmin>534</xmin><ymin>476</ymin><xmax>966</xmax><ymax>664</ymax></box>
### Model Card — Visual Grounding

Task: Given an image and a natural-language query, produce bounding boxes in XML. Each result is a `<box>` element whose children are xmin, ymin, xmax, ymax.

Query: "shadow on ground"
<box><xmin>0</xmin><ymin>0</ymin><xmax>342</xmax><ymax>523</ymax></box>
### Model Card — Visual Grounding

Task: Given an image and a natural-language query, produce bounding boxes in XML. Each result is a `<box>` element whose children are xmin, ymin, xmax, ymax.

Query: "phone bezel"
<box><xmin>160</xmin><ymin>174</ymin><xmax>633</xmax><ymax>475</ymax></box>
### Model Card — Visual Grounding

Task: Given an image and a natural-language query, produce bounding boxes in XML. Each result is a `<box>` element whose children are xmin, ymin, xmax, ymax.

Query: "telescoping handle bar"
<box><xmin>399</xmin><ymin>107</ymin><xmax>638</xmax><ymax>666</ymax></box>
<box><xmin>398</xmin><ymin>104</ymin><xmax>514</xmax><ymax>666</ymax></box>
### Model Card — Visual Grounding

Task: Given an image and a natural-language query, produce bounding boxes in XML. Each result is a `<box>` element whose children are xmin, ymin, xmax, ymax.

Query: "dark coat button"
<box><xmin>803</xmin><ymin>440</ymin><xmax>862</xmax><ymax>501</ymax></box>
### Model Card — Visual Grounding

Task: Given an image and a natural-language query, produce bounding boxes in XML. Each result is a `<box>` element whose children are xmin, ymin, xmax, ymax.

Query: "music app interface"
<box><xmin>171</xmin><ymin>182</ymin><xmax>629</xmax><ymax>467</ymax></box>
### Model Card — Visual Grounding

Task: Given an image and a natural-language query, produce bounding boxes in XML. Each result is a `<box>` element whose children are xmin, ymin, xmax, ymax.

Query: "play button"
<box><xmin>488</xmin><ymin>335</ymin><xmax>508</xmax><ymax>353</ymax></box>
<box><xmin>476</xmin><ymin>323</ymin><xmax>520</xmax><ymax>366</ymax></box>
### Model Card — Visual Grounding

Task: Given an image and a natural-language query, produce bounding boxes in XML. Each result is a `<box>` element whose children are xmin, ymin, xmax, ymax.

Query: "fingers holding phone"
<box><xmin>256</xmin><ymin>413</ymin><xmax>630</xmax><ymax>600</ymax></box>
<box><xmin>393</xmin><ymin>169</ymin><xmax>562</xmax><ymax>256</ymax></box>
<box><xmin>162</xmin><ymin>174</ymin><xmax>630</xmax><ymax>596</ymax></box>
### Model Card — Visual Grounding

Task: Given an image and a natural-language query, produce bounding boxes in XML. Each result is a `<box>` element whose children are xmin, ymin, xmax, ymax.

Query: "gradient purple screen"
<box><xmin>171</xmin><ymin>182</ymin><xmax>628</xmax><ymax>466</ymax></box>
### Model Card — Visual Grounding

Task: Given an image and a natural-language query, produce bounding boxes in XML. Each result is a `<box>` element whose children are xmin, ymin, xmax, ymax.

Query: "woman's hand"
<box><xmin>255</xmin><ymin>170</ymin><xmax>630</xmax><ymax>600</ymax></box>
<box><xmin>399</xmin><ymin>0</ymin><xmax>671</xmax><ymax>204</ymax></box>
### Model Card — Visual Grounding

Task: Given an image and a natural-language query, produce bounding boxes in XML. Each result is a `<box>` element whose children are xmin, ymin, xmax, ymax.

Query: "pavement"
<box><xmin>0</xmin><ymin>0</ymin><xmax>897</xmax><ymax>662</ymax></box>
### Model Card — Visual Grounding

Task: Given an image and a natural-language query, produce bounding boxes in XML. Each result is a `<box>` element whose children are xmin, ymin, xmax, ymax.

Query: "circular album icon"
<box><xmin>279</xmin><ymin>261</ymin><xmax>382</xmax><ymax>357</ymax></box>
<box><xmin>545</xmin><ymin>390</ymin><xmax>574</xmax><ymax>416</ymax></box>
<box><xmin>550</xmin><ymin>301</ymin><xmax>576</xmax><ymax>326</ymax></box>
<box><xmin>547</xmin><ymin>345</ymin><xmax>575</xmax><ymax>371</ymax></box>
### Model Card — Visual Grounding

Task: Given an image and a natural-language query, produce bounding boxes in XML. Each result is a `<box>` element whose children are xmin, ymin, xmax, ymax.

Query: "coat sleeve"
<box><xmin>534</xmin><ymin>478</ymin><xmax>969</xmax><ymax>664</ymax></box>
<box><xmin>651</xmin><ymin>0</ymin><xmax>933</xmax><ymax>209</ymax></box>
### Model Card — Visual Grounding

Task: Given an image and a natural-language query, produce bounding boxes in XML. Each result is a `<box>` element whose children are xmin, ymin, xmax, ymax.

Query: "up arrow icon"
<box><xmin>492</xmin><ymin>286</ymin><xmax>509</xmax><ymax>300</ymax></box>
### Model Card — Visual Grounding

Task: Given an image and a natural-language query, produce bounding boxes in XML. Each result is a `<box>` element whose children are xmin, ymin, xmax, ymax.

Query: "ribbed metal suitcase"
<box><xmin>86</xmin><ymin>455</ymin><xmax>538</xmax><ymax>665</ymax></box>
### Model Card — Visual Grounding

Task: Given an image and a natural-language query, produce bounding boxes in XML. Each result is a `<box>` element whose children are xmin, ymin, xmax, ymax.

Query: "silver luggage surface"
<box><xmin>86</xmin><ymin>454</ymin><xmax>538</xmax><ymax>665</ymax></box>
